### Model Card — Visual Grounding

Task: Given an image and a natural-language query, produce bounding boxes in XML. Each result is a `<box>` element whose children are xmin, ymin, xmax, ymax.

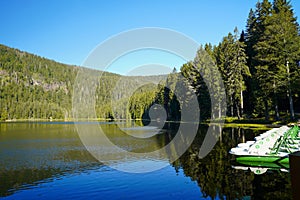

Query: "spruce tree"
<box><xmin>270</xmin><ymin>0</ymin><xmax>300</xmax><ymax>120</ymax></box>
<box><xmin>251</xmin><ymin>0</ymin><xmax>273</xmax><ymax>120</ymax></box>
<box><xmin>252</xmin><ymin>0</ymin><xmax>300</xmax><ymax>120</ymax></box>
<box><xmin>215</xmin><ymin>28</ymin><xmax>250</xmax><ymax>119</ymax></box>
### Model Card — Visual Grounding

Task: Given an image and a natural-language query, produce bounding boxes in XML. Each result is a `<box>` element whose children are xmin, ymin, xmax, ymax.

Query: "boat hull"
<box><xmin>236</xmin><ymin>155</ymin><xmax>289</xmax><ymax>164</ymax></box>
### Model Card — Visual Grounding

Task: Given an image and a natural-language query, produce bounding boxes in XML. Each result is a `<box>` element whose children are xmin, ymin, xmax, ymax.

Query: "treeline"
<box><xmin>0</xmin><ymin>44</ymin><xmax>163</xmax><ymax>121</ymax></box>
<box><xmin>1</xmin><ymin>0</ymin><xmax>300</xmax><ymax>122</ymax></box>
<box><xmin>172</xmin><ymin>0</ymin><xmax>300</xmax><ymax>121</ymax></box>
<box><xmin>244</xmin><ymin>0</ymin><xmax>300</xmax><ymax>121</ymax></box>
<box><xmin>0</xmin><ymin>45</ymin><xmax>115</xmax><ymax>120</ymax></box>
<box><xmin>0</xmin><ymin>44</ymin><xmax>77</xmax><ymax>120</ymax></box>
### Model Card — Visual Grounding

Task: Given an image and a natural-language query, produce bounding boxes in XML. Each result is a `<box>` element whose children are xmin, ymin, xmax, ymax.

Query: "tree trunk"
<box><xmin>219</xmin><ymin>102</ymin><xmax>222</xmax><ymax>119</ymax></box>
<box><xmin>218</xmin><ymin>125</ymin><xmax>222</xmax><ymax>142</ymax></box>
<box><xmin>230</xmin><ymin>95</ymin><xmax>234</xmax><ymax>117</ymax></box>
<box><xmin>240</xmin><ymin>89</ymin><xmax>244</xmax><ymax>118</ymax></box>
<box><xmin>264</xmin><ymin>99</ymin><xmax>269</xmax><ymax>121</ymax></box>
<box><xmin>288</xmin><ymin>88</ymin><xmax>295</xmax><ymax>120</ymax></box>
<box><xmin>286</xmin><ymin>61</ymin><xmax>295</xmax><ymax>120</ymax></box>
<box><xmin>274</xmin><ymin>95</ymin><xmax>280</xmax><ymax>121</ymax></box>
<box><xmin>236</xmin><ymin>100</ymin><xmax>241</xmax><ymax>120</ymax></box>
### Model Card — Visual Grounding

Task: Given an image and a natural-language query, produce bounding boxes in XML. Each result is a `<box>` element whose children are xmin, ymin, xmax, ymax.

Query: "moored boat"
<box><xmin>230</xmin><ymin>125</ymin><xmax>300</xmax><ymax>165</ymax></box>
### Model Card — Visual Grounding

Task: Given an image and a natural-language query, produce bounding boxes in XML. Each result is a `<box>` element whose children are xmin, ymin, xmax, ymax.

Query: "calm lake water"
<box><xmin>0</xmin><ymin>122</ymin><xmax>292</xmax><ymax>200</ymax></box>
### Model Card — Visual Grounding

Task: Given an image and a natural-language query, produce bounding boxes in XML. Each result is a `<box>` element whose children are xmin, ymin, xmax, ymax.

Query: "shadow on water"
<box><xmin>0</xmin><ymin>122</ymin><xmax>293</xmax><ymax>199</ymax></box>
<box><xmin>169</xmin><ymin>124</ymin><xmax>292</xmax><ymax>200</ymax></box>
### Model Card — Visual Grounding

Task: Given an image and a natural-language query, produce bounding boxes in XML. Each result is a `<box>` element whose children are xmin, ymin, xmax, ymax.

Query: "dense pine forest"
<box><xmin>0</xmin><ymin>44</ymin><xmax>166</xmax><ymax>121</ymax></box>
<box><xmin>1</xmin><ymin>0</ymin><xmax>300</xmax><ymax>122</ymax></box>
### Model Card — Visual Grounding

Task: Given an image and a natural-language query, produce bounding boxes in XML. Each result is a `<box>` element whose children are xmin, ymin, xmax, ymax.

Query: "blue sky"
<box><xmin>1</xmin><ymin>0</ymin><xmax>300</xmax><ymax>75</ymax></box>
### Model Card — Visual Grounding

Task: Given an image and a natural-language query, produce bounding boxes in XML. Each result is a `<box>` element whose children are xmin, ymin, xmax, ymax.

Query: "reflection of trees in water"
<box><xmin>172</xmin><ymin>125</ymin><xmax>292</xmax><ymax>200</ymax></box>
<box><xmin>0</xmin><ymin>144</ymin><xmax>100</xmax><ymax>197</ymax></box>
<box><xmin>252</xmin><ymin>172</ymin><xmax>291</xmax><ymax>200</ymax></box>
<box><xmin>1</xmin><ymin>168</ymin><xmax>60</xmax><ymax>197</ymax></box>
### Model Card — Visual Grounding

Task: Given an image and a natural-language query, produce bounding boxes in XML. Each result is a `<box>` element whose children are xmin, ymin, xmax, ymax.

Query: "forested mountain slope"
<box><xmin>0</xmin><ymin>44</ymin><xmax>163</xmax><ymax>121</ymax></box>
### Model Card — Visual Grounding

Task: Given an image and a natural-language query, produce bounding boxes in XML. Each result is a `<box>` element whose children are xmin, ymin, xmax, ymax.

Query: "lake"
<box><xmin>0</xmin><ymin>122</ymin><xmax>292</xmax><ymax>199</ymax></box>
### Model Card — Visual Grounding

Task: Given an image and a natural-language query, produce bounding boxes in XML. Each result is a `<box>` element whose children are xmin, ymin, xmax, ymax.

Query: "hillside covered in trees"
<box><xmin>1</xmin><ymin>0</ymin><xmax>300</xmax><ymax>122</ymax></box>
<box><xmin>0</xmin><ymin>44</ymin><xmax>167</xmax><ymax>121</ymax></box>
<box><xmin>0</xmin><ymin>44</ymin><xmax>78</xmax><ymax>120</ymax></box>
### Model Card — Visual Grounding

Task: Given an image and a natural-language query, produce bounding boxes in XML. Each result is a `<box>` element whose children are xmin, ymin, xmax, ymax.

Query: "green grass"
<box><xmin>205</xmin><ymin>116</ymin><xmax>298</xmax><ymax>130</ymax></box>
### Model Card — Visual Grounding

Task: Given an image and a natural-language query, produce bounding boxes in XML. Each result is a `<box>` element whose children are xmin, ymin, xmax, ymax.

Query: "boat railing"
<box><xmin>270</xmin><ymin>125</ymin><xmax>300</xmax><ymax>154</ymax></box>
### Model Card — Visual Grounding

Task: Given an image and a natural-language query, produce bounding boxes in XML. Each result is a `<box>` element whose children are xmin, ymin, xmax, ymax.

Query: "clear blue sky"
<box><xmin>1</xmin><ymin>0</ymin><xmax>300</xmax><ymax>75</ymax></box>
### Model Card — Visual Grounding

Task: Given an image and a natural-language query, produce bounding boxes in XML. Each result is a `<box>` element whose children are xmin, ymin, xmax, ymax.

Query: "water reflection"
<box><xmin>0</xmin><ymin>122</ymin><xmax>293</xmax><ymax>199</ymax></box>
<box><xmin>0</xmin><ymin>122</ymin><xmax>100</xmax><ymax>197</ymax></box>
<box><xmin>172</xmin><ymin>125</ymin><xmax>292</xmax><ymax>200</ymax></box>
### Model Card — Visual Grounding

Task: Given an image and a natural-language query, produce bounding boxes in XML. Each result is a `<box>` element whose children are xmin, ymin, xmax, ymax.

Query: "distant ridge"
<box><xmin>0</xmin><ymin>44</ymin><xmax>164</xmax><ymax>121</ymax></box>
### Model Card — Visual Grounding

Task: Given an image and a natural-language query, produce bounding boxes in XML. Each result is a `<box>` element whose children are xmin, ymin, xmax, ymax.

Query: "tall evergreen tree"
<box><xmin>215</xmin><ymin>28</ymin><xmax>250</xmax><ymax>119</ymax></box>
<box><xmin>251</xmin><ymin>0</ymin><xmax>300</xmax><ymax>120</ymax></box>
<box><xmin>232</xmin><ymin>28</ymin><xmax>251</xmax><ymax>118</ymax></box>
<box><xmin>270</xmin><ymin>0</ymin><xmax>300</xmax><ymax>120</ymax></box>
<box><xmin>248</xmin><ymin>0</ymin><xmax>273</xmax><ymax>120</ymax></box>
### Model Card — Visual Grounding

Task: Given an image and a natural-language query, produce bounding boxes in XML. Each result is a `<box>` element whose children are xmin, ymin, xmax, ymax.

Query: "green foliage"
<box><xmin>0</xmin><ymin>44</ymin><xmax>169</xmax><ymax>121</ymax></box>
<box><xmin>245</xmin><ymin>0</ymin><xmax>300</xmax><ymax>120</ymax></box>
<box><xmin>215</xmin><ymin>28</ymin><xmax>250</xmax><ymax>118</ymax></box>
<box><xmin>1</xmin><ymin>0</ymin><xmax>300</xmax><ymax>122</ymax></box>
<box><xmin>128</xmin><ymin>83</ymin><xmax>157</xmax><ymax>119</ymax></box>
<box><xmin>0</xmin><ymin>44</ymin><xmax>77</xmax><ymax>120</ymax></box>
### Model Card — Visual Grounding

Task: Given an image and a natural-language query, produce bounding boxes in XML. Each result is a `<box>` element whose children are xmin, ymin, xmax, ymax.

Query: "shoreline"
<box><xmin>1</xmin><ymin>118</ymin><xmax>292</xmax><ymax>130</ymax></box>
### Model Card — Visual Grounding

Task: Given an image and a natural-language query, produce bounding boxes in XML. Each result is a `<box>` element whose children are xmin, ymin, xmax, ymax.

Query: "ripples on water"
<box><xmin>0</xmin><ymin>122</ymin><xmax>293</xmax><ymax>199</ymax></box>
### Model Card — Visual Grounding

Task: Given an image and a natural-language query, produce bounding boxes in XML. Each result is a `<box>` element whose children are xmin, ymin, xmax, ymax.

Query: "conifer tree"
<box><xmin>249</xmin><ymin>0</ymin><xmax>300</xmax><ymax>120</ymax></box>
<box><xmin>248</xmin><ymin>0</ymin><xmax>273</xmax><ymax>120</ymax></box>
<box><xmin>215</xmin><ymin>28</ymin><xmax>250</xmax><ymax>119</ymax></box>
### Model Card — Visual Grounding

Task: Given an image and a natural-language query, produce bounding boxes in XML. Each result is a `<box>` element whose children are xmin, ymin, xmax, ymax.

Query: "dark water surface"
<box><xmin>0</xmin><ymin>122</ymin><xmax>292</xmax><ymax>199</ymax></box>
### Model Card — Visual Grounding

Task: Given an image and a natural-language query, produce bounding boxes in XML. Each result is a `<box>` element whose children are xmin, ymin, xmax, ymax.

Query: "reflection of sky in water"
<box><xmin>109</xmin><ymin>158</ymin><xmax>169</xmax><ymax>173</ymax></box>
<box><xmin>0</xmin><ymin>123</ymin><xmax>292</xmax><ymax>199</ymax></box>
<box><xmin>0</xmin><ymin>123</ymin><xmax>166</xmax><ymax>171</ymax></box>
<box><xmin>3</xmin><ymin>166</ymin><xmax>203</xmax><ymax>200</ymax></box>
<box><xmin>121</xmin><ymin>126</ymin><xmax>163</xmax><ymax>138</ymax></box>
<box><xmin>0</xmin><ymin>122</ymin><xmax>201</xmax><ymax>199</ymax></box>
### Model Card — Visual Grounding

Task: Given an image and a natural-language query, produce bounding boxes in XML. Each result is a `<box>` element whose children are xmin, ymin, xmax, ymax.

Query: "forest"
<box><xmin>0</xmin><ymin>0</ymin><xmax>300</xmax><ymax>122</ymax></box>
